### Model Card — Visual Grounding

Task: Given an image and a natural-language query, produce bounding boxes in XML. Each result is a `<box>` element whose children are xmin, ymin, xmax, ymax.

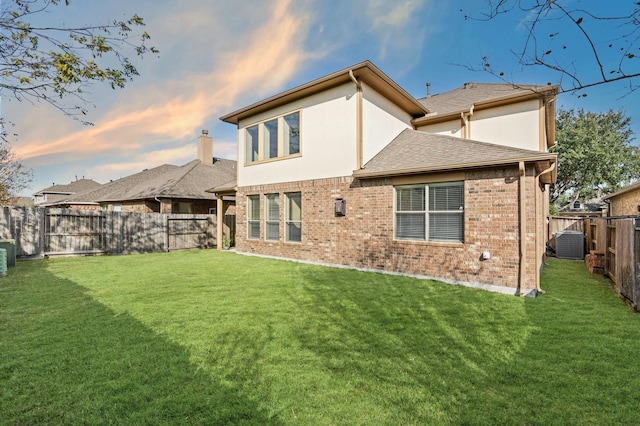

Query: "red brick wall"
<box><xmin>236</xmin><ymin>165</ymin><xmax>542</xmax><ymax>291</ymax></box>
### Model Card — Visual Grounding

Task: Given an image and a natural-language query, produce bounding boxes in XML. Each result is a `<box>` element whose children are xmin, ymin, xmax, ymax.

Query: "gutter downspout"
<box><xmin>461</xmin><ymin>105</ymin><xmax>474</xmax><ymax>139</ymax></box>
<box><xmin>349</xmin><ymin>70</ymin><xmax>363</xmax><ymax>169</ymax></box>
<box><xmin>518</xmin><ymin>162</ymin><xmax>526</xmax><ymax>296</ymax></box>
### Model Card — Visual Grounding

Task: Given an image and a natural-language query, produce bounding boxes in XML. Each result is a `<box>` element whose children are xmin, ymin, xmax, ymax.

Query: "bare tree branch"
<box><xmin>463</xmin><ymin>0</ymin><xmax>640</xmax><ymax>95</ymax></box>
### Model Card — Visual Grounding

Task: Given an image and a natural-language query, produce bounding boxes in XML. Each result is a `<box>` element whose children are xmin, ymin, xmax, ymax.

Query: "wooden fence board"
<box><xmin>548</xmin><ymin>216</ymin><xmax>585</xmax><ymax>240</ymax></box>
<box><xmin>588</xmin><ymin>217</ymin><xmax>640</xmax><ymax>310</ymax></box>
<box><xmin>617</xmin><ymin>220</ymin><xmax>635</xmax><ymax>304</ymax></box>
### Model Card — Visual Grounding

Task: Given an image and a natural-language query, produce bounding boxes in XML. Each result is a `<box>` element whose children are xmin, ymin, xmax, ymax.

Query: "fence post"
<box><xmin>38</xmin><ymin>208</ymin><xmax>45</xmax><ymax>257</ymax></box>
<box><xmin>635</xmin><ymin>225</ymin><xmax>640</xmax><ymax>310</ymax></box>
<box><xmin>163</xmin><ymin>214</ymin><xmax>169</xmax><ymax>252</ymax></box>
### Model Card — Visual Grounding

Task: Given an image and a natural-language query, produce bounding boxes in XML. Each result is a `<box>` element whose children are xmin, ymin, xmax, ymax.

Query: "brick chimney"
<box><xmin>197</xmin><ymin>130</ymin><xmax>213</xmax><ymax>165</ymax></box>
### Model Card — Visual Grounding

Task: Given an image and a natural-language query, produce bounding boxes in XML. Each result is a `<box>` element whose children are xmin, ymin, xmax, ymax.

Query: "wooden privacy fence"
<box><xmin>547</xmin><ymin>216</ymin><xmax>585</xmax><ymax>241</ymax></box>
<box><xmin>0</xmin><ymin>207</ymin><xmax>230</xmax><ymax>257</ymax></box>
<box><xmin>585</xmin><ymin>217</ymin><xmax>640</xmax><ymax>310</ymax></box>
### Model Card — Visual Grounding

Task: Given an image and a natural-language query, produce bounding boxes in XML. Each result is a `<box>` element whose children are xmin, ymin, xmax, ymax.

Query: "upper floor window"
<box><xmin>244</xmin><ymin>111</ymin><xmax>300</xmax><ymax>164</ymax></box>
<box><xmin>395</xmin><ymin>182</ymin><xmax>464</xmax><ymax>243</ymax></box>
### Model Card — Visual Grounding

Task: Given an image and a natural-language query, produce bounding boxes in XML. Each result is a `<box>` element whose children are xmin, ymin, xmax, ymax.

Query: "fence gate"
<box><xmin>44</xmin><ymin>209</ymin><xmax>107</xmax><ymax>255</ymax></box>
<box><xmin>167</xmin><ymin>215</ymin><xmax>214</xmax><ymax>250</ymax></box>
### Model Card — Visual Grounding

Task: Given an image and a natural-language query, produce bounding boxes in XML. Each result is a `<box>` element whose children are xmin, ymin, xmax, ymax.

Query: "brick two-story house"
<box><xmin>217</xmin><ymin>61</ymin><xmax>557</xmax><ymax>296</ymax></box>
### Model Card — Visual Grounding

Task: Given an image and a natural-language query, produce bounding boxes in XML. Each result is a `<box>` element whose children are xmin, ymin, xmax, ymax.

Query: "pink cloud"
<box><xmin>14</xmin><ymin>0</ymin><xmax>317</xmax><ymax>167</ymax></box>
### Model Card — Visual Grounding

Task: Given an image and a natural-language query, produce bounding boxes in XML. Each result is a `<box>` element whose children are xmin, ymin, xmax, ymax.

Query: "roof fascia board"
<box><xmin>603</xmin><ymin>181</ymin><xmax>640</xmax><ymax>200</ymax></box>
<box><xmin>353</xmin><ymin>154</ymin><xmax>556</xmax><ymax>179</ymax></box>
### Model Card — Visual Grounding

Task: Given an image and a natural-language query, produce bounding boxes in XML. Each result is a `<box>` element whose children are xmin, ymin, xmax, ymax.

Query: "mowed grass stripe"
<box><xmin>1</xmin><ymin>251</ymin><xmax>639</xmax><ymax>424</ymax></box>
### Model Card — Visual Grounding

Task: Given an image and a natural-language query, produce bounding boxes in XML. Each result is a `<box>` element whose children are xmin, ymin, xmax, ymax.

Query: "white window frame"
<box><xmin>247</xmin><ymin>195</ymin><xmax>260</xmax><ymax>239</ymax></box>
<box><xmin>394</xmin><ymin>182</ymin><xmax>464</xmax><ymax>243</ymax></box>
<box><xmin>244</xmin><ymin>111</ymin><xmax>300</xmax><ymax>164</ymax></box>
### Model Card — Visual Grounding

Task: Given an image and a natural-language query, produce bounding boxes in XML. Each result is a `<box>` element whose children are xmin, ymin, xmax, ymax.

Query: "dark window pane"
<box><xmin>245</xmin><ymin>125</ymin><xmax>259</xmax><ymax>162</ymax></box>
<box><xmin>284</xmin><ymin>112</ymin><xmax>300</xmax><ymax>155</ymax></box>
<box><xmin>263</xmin><ymin>119</ymin><xmax>278</xmax><ymax>159</ymax></box>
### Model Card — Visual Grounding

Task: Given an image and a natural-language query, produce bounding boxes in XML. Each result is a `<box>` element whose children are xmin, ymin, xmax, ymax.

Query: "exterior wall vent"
<box><xmin>555</xmin><ymin>230</ymin><xmax>584</xmax><ymax>260</ymax></box>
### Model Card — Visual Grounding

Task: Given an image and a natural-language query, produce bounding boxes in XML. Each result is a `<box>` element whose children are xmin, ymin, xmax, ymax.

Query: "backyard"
<box><xmin>1</xmin><ymin>250</ymin><xmax>639</xmax><ymax>424</ymax></box>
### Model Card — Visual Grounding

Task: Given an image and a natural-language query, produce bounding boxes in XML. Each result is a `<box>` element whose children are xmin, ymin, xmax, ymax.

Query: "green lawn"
<box><xmin>1</xmin><ymin>251</ymin><xmax>639</xmax><ymax>425</ymax></box>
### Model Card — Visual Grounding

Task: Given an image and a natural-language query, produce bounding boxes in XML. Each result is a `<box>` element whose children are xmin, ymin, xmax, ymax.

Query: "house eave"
<box><xmin>603</xmin><ymin>181</ymin><xmax>640</xmax><ymax>201</ymax></box>
<box><xmin>353</xmin><ymin>155</ymin><xmax>557</xmax><ymax>180</ymax></box>
<box><xmin>42</xmin><ymin>201</ymin><xmax>100</xmax><ymax>207</ymax></box>
<box><xmin>220</xmin><ymin>60</ymin><xmax>429</xmax><ymax>125</ymax></box>
<box><xmin>206</xmin><ymin>185</ymin><xmax>237</xmax><ymax>194</ymax></box>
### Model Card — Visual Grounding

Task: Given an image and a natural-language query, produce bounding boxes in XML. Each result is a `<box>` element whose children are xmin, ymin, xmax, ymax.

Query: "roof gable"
<box><xmin>220</xmin><ymin>60</ymin><xmax>429</xmax><ymax>125</ymax></box>
<box><xmin>417</xmin><ymin>82</ymin><xmax>558</xmax><ymax>116</ymax></box>
<box><xmin>34</xmin><ymin>178</ymin><xmax>101</xmax><ymax>196</ymax></box>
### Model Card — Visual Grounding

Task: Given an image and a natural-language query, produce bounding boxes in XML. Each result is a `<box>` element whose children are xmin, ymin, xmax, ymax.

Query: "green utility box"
<box><xmin>0</xmin><ymin>240</ymin><xmax>16</xmax><ymax>267</ymax></box>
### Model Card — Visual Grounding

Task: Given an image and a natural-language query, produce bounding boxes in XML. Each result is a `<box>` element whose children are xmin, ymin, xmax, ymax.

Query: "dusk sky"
<box><xmin>4</xmin><ymin>0</ymin><xmax>639</xmax><ymax>195</ymax></box>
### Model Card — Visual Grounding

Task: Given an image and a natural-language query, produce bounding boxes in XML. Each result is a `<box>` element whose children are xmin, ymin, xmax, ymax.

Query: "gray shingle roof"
<box><xmin>356</xmin><ymin>129</ymin><xmax>555</xmax><ymax>177</ymax></box>
<box><xmin>33</xmin><ymin>178</ymin><xmax>102</xmax><ymax>197</ymax></box>
<box><xmin>49</xmin><ymin>164</ymin><xmax>179</xmax><ymax>205</ymax></box>
<box><xmin>418</xmin><ymin>82</ymin><xmax>554</xmax><ymax>115</ymax></box>
<box><xmin>98</xmin><ymin>159</ymin><xmax>236</xmax><ymax>202</ymax></box>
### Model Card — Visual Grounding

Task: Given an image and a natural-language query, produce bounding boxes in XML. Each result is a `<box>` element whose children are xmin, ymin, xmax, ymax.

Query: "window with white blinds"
<box><xmin>285</xmin><ymin>192</ymin><xmax>302</xmax><ymax>242</ymax></box>
<box><xmin>265</xmin><ymin>194</ymin><xmax>279</xmax><ymax>240</ymax></box>
<box><xmin>395</xmin><ymin>182</ymin><xmax>464</xmax><ymax>243</ymax></box>
<box><xmin>247</xmin><ymin>195</ymin><xmax>260</xmax><ymax>239</ymax></box>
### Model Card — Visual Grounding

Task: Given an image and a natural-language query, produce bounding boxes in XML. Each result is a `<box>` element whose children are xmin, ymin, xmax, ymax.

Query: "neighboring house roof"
<box><xmin>417</xmin><ymin>82</ymin><xmax>557</xmax><ymax>115</ymax></box>
<box><xmin>353</xmin><ymin>129</ymin><xmax>556</xmax><ymax>183</ymax></box>
<box><xmin>98</xmin><ymin>159</ymin><xmax>236</xmax><ymax>203</ymax></box>
<box><xmin>45</xmin><ymin>164</ymin><xmax>179</xmax><ymax>206</ymax></box>
<box><xmin>33</xmin><ymin>178</ymin><xmax>102</xmax><ymax>203</ymax></box>
<box><xmin>558</xmin><ymin>200</ymin><xmax>606</xmax><ymax>213</ymax></box>
<box><xmin>602</xmin><ymin>181</ymin><xmax>640</xmax><ymax>200</ymax></box>
<box><xmin>220</xmin><ymin>60</ymin><xmax>430</xmax><ymax>125</ymax></box>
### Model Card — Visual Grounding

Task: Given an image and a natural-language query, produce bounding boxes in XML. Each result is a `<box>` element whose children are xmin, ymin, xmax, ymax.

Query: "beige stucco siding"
<box><xmin>416</xmin><ymin>99</ymin><xmax>542</xmax><ymax>151</ymax></box>
<box><xmin>237</xmin><ymin>83</ymin><xmax>357</xmax><ymax>187</ymax></box>
<box><xmin>470</xmin><ymin>100</ymin><xmax>541</xmax><ymax>151</ymax></box>
<box><xmin>361</xmin><ymin>82</ymin><xmax>413</xmax><ymax>165</ymax></box>
<box><xmin>416</xmin><ymin>119</ymin><xmax>463</xmax><ymax>137</ymax></box>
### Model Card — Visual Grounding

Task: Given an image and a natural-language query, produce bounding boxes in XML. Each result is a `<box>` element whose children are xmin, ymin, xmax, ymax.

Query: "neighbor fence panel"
<box><xmin>547</xmin><ymin>216</ymin><xmax>585</xmax><ymax>241</ymax></box>
<box><xmin>168</xmin><ymin>214</ymin><xmax>215</xmax><ymax>250</ymax></box>
<box><xmin>108</xmin><ymin>212</ymin><xmax>169</xmax><ymax>254</ymax></box>
<box><xmin>0</xmin><ymin>207</ymin><xmax>44</xmax><ymax>257</ymax></box>
<box><xmin>0</xmin><ymin>207</ymin><xmax>220</xmax><ymax>257</ymax></box>
<box><xmin>616</xmin><ymin>219</ymin><xmax>636</xmax><ymax>305</ymax></box>
<box><xmin>588</xmin><ymin>217</ymin><xmax>640</xmax><ymax>310</ymax></box>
